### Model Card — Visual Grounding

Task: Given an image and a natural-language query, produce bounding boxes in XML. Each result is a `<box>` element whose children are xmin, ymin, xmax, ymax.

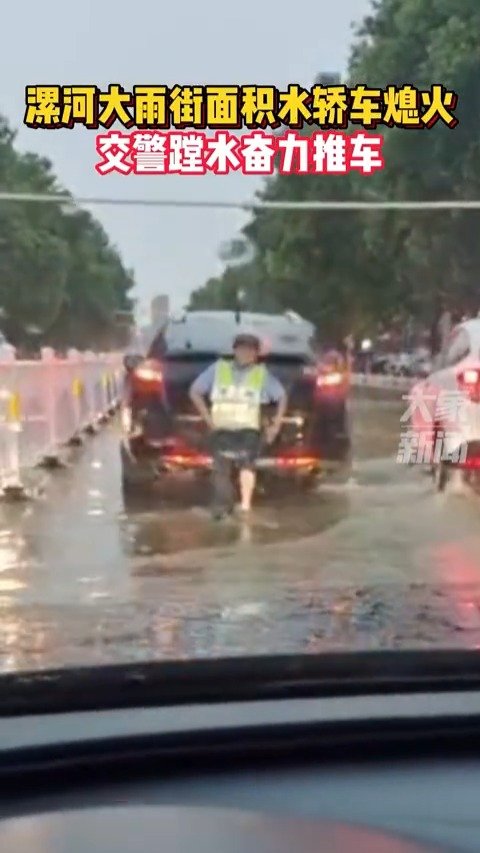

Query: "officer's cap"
<box><xmin>233</xmin><ymin>333</ymin><xmax>261</xmax><ymax>351</ymax></box>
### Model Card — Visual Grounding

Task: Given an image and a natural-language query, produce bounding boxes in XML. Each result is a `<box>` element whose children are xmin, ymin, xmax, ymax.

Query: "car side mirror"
<box><xmin>123</xmin><ymin>353</ymin><xmax>143</xmax><ymax>372</ymax></box>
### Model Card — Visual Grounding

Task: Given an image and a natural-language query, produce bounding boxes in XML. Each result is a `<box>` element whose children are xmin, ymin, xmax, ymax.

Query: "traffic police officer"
<box><xmin>189</xmin><ymin>332</ymin><xmax>287</xmax><ymax>518</ymax></box>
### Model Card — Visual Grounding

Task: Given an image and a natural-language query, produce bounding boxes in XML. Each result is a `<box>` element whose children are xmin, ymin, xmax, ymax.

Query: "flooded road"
<box><xmin>2</xmin><ymin>388</ymin><xmax>480</xmax><ymax>671</ymax></box>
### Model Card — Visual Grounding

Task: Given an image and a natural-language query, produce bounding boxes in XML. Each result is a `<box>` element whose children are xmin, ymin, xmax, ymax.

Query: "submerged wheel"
<box><xmin>431</xmin><ymin>422</ymin><xmax>448</xmax><ymax>492</ymax></box>
<box><xmin>333</xmin><ymin>450</ymin><xmax>353</xmax><ymax>483</ymax></box>
<box><xmin>299</xmin><ymin>471</ymin><xmax>324</xmax><ymax>492</ymax></box>
<box><xmin>120</xmin><ymin>442</ymin><xmax>157</xmax><ymax>494</ymax></box>
<box><xmin>433</xmin><ymin>459</ymin><xmax>448</xmax><ymax>492</ymax></box>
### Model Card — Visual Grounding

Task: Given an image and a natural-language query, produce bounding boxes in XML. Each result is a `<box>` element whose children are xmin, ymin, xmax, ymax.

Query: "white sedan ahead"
<box><xmin>408</xmin><ymin>319</ymin><xmax>480</xmax><ymax>490</ymax></box>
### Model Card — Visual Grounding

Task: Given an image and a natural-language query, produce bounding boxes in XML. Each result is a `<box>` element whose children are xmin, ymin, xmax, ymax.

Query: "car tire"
<box><xmin>299</xmin><ymin>470</ymin><xmax>324</xmax><ymax>492</ymax></box>
<box><xmin>328</xmin><ymin>451</ymin><xmax>354</xmax><ymax>486</ymax></box>
<box><xmin>430</xmin><ymin>421</ymin><xmax>449</xmax><ymax>492</ymax></box>
<box><xmin>120</xmin><ymin>442</ymin><xmax>157</xmax><ymax>493</ymax></box>
<box><xmin>433</xmin><ymin>460</ymin><xmax>448</xmax><ymax>492</ymax></box>
<box><xmin>302</xmin><ymin>444</ymin><xmax>352</xmax><ymax>491</ymax></box>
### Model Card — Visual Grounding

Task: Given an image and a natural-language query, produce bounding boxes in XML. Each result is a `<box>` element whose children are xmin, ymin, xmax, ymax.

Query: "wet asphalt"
<box><xmin>1</xmin><ymin>388</ymin><xmax>480</xmax><ymax>672</ymax></box>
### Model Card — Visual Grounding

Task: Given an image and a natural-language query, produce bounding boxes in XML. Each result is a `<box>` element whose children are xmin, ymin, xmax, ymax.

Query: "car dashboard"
<box><xmin>2</xmin><ymin>688</ymin><xmax>480</xmax><ymax>852</ymax></box>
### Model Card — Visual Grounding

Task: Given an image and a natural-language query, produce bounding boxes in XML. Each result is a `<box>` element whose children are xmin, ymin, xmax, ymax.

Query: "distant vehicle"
<box><xmin>387</xmin><ymin>352</ymin><xmax>414</xmax><ymax>376</ymax></box>
<box><xmin>410</xmin><ymin>354</ymin><xmax>432</xmax><ymax>378</ymax></box>
<box><xmin>370</xmin><ymin>354</ymin><xmax>390</xmax><ymax>374</ymax></box>
<box><xmin>409</xmin><ymin>318</ymin><xmax>480</xmax><ymax>490</ymax></box>
<box><xmin>120</xmin><ymin>310</ymin><xmax>352</xmax><ymax>494</ymax></box>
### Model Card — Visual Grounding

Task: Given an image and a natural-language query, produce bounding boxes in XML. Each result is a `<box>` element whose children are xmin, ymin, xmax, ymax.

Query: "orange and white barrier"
<box><xmin>0</xmin><ymin>349</ymin><xmax>122</xmax><ymax>494</ymax></box>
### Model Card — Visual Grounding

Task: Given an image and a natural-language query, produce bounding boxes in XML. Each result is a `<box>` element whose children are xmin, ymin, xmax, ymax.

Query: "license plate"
<box><xmin>255</xmin><ymin>457</ymin><xmax>316</xmax><ymax>469</ymax></box>
<box><xmin>255</xmin><ymin>458</ymin><xmax>277</xmax><ymax>469</ymax></box>
<box><xmin>220</xmin><ymin>450</ymin><xmax>243</xmax><ymax>460</ymax></box>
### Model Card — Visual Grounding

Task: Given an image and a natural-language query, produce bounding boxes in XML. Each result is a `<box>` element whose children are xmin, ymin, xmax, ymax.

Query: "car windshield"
<box><xmin>0</xmin><ymin>0</ymin><xmax>477</xmax><ymax>695</ymax></box>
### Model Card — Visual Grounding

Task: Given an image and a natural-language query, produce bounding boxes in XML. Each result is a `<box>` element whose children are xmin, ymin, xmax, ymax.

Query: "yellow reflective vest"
<box><xmin>210</xmin><ymin>359</ymin><xmax>266</xmax><ymax>431</ymax></box>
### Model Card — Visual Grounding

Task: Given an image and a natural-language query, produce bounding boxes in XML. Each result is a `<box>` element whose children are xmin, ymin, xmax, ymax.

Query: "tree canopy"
<box><xmin>0</xmin><ymin>117</ymin><xmax>135</xmax><ymax>350</ymax></box>
<box><xmin>189</xmin><ymin>0</ymin><xmax>480</xmax><ymax>346</ymax></box>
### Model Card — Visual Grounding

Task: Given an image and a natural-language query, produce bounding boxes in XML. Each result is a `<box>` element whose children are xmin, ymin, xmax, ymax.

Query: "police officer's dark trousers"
<box><xmin>210</xmin><ymin>429</ymin><xmax>262</xmax><ymax>514</ymax></box>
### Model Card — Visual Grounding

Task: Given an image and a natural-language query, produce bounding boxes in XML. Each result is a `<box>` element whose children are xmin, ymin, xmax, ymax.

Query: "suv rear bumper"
<box><xmin>158</xmin><ymin>454</ymin><xmax>322</xmax><ymax>473</ymax></box>
<box><xmin>122</xmin><ymin>401</ymin><xmax>351</xmax><ymax>475</ymax></box>
<box><xmin>129</xmin><ymin>442</ymin><xmax>353</xmax><ymax>475</ymax></box>
<box><xmin>123</xmin><ymin>435</ymin><xmax>326</xmax><ymax>473</ymax></box>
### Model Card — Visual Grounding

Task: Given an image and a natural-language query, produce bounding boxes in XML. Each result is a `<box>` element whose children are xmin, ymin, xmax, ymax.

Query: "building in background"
<box><xmin>130</xmin><ymin>295</ymin><xmax>170</xmax><ymax>353</ymax></box>
<box><xmin>151</xmin><ymin>295</ymin><xmax>170</xmax><ymax>331</ymax></box>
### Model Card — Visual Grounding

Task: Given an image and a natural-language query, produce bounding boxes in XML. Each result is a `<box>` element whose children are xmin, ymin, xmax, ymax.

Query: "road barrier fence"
<box><xmin>0</xmin><ymin>349</ymin><xmax>123</xmax><ymax>494</ymax></box>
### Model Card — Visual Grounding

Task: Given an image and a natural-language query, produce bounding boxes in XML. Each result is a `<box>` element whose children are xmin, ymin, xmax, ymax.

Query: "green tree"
<box><xmin>49</xmin><ymin>210</ymin><xmax>134</xmax><ymax>350</ymax></box>
<box><xmin>349</xmin><ymin>0</ymin><xmax>480</xmax><ymax>333</ymax></box>
<box><xmin>0</xmin><ymin>115</ymin><xmax>135</xmax><ymax>350</ymax></box>
<box><xmin>189</xmin><ymin>74</ymin><xmax>381</xmax><ymax>340</ymax></box>
<box><xmin>191</xmin><ymin>5</ymin><xmax>479</xmax><ymax>342</ymax></box>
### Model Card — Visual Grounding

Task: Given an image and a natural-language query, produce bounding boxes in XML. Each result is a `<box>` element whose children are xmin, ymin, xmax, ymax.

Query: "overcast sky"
<box><xmin>1</xmin><ymin>0</ymin><xmax>371</xmax><ymax>317</ymax></box>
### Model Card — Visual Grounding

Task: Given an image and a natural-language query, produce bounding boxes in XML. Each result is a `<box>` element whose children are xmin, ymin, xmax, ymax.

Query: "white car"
<box><xmin>389</xmin><ymin>352</ymin><xmax>414</xmax><ymax>376</ymax></box>
<box><xmin>408</xmin><ymin>319</ymin><xmax>480</xmax><ymax>489</ymax></box>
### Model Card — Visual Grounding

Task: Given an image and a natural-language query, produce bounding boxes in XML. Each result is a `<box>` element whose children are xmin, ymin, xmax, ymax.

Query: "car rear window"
<box><xmin>153</xmin><ymin>315</ymin><xmax>317</xmax><ymax>359</ymax></box>
<box><xmin>262</xmin><ymin>353</ymin><xmax>312</xmax><ymax>366</ymax></box>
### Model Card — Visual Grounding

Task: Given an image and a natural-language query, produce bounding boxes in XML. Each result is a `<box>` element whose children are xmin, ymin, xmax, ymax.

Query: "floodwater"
<box><xmin>1</xmin><ymin>388</ymin><xmax>480</xmax><ymax>671</ymax></box>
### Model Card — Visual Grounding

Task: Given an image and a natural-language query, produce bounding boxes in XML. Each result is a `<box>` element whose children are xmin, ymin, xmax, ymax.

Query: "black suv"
<box><xmin>120</xmin><ymin>311</ymin><xmax>351</xmax><ymax>493</ymax></box>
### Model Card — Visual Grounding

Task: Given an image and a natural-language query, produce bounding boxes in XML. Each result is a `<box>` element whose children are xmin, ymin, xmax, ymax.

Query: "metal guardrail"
<box><xmin>350</xmin><ymin>372</ymin><xmax>416</xmax><ymax>392</ymax></box>
<box><xmin>0</xmin><ymin>349</ymin><xmax>122</xmax><ymax>495</ymax></box>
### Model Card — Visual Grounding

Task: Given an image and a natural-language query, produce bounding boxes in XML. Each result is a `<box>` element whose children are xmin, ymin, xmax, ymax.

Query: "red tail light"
<box><xmin>160</xmin><ymin>437</ymin><xmax>212</xmax><ymax>467</ymax></box>
<box><xmin>302</xmin><ymin>364</ymin><xmax>347</xmax><ymax>391</ymax></box>
<box><xmin>131</xmin><ymin>358</ymin><xmax>163</xmax><ymax>391</ymax></box>
<box><xmin>276</xmin><ymin>453</ymin><xmax>319</xmax><ymax>468</ymax></box>
<box><xmin>459</xmin><ymin>457</ymin><xmax>480</xmax><ymax>469</ymax></box>
<box><xmin>457</xmin><ymin>368</ymin><xmax>480</xmax><ymax>402</ymax></box>
<box><xmin>163</xmin><ymin>453</ymin><xmax>212</xmax><ymax>467</ymax></box>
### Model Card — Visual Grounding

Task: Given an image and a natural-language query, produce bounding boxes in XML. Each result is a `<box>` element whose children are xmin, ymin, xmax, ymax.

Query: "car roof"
<box><xmin>163</xmin><ymin>310</ymin><xmax>316</xmax><ymax>355</ymax></box>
